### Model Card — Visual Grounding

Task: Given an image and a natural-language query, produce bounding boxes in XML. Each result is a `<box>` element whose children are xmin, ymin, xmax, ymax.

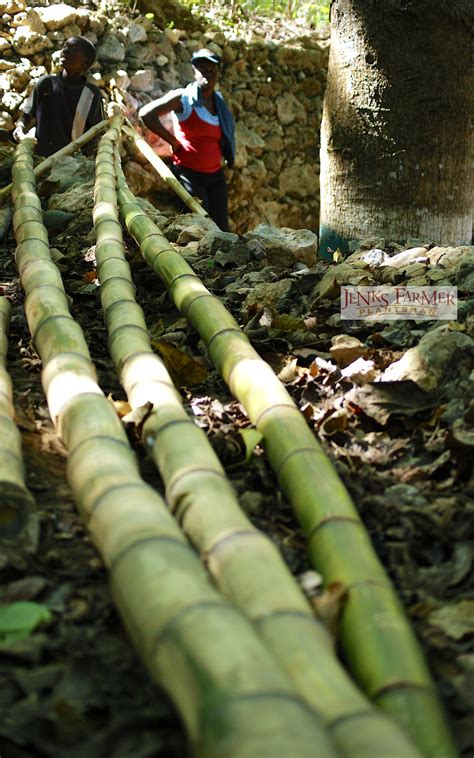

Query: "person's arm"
<box><xmin>139</xmin><ymin>90</ymin><xmax>184</xmax><ymax>153</ymax></box>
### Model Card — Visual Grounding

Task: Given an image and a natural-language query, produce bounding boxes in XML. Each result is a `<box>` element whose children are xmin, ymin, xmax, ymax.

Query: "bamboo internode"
<box><xmin>115</xmin><ymin>158</ymin><xmax>456</xmax><ymax>757</ymax></box>
<box><xmin>0</xmin><ymin>296</ymin><xmax>35</xmax><ymax>534</ymax></box>
<box><xmin>13</xmin><ymin>132</ymin><xmax>341</xmax><ymax>758</ymax></box>
<box><xmin>87</xmin><ymin>123</ymin><xmax>423</xmax><ymax>756</ymax></box>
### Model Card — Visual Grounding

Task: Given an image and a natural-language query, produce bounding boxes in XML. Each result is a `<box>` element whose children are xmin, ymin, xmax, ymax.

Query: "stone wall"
<box><xmin>0</xmin><ymin>0</ymin><xmax>329</xmax><ymax>233</ymax></box>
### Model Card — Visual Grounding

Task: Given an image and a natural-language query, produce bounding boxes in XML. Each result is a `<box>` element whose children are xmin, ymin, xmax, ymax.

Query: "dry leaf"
<box><xmin>341</xmin><ymin>357</ymin><xmax>379</xmax><ymax>385</ymax></box>
<box><xmin>330</xmin><ymin>334</ymin><xmax>368</xmax><ymax>367</ymax></box>
<box><xmin>152</xmin><ymin>340</ymin><xmax>208</xmax><ymax>388</ymax></box>
<box><xmin>346</xmin><ymin>381</ymin><xmax>436</xmax><ymax>424</ymax></box>
<box><xmin>428</xmin><ymin>601</ymin><xmax>474</xmax><ymax>640</ymax></box>
<box><xmin>320</xmin><ymin>408</ymin><xmax>349</xmax><ymax>436</ymax></box>
<box><xmin>272</xmin><ymin>313</ymin><xmax>305</xmax><ymax>332</ymax></box>
<box><xmin>309</xmin><ymin>581</ymin><xmax>347</xmax><ymax>639</ymax></box>
<box><xmin>108</xmin><ymin>398</ymin><xmax>132</xmax><ymax>418</ymax></box>
<box><xmin>277</xmin><ymin>358</ymin><xmax>300</xmax><ymax>383</ymax></box>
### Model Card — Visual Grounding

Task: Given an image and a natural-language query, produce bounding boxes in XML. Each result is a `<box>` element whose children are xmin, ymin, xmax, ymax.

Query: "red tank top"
<box><xmin>172</xmin><ymin>109</ymin><xmax>222</xmax><ymax>173</ymax></box>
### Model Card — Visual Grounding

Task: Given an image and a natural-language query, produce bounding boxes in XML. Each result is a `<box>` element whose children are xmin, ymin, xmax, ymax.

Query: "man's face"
<box><xmin>60</xmin><ymin>39</ymin><xmax>90</xmax><ymax>78</ymax></box>
<box><xmin>193</xmin><ymin>59</ymin><xmax>219</xmax><ymax>90</ymax></box>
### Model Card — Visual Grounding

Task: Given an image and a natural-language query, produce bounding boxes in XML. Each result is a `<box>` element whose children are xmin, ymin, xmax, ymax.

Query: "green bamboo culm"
<box><xmin>0</xmin><ymin>296</ymin><xmax>35</xmax><ymax>534</ymax></box>
<box><xmin>12</xmin><ymin>134</ymin><xmax>342</xmax><ymax>758</ymax></box>
<box><xmin>115</xmin><ymin>149</ymin><xmax>456</xmax><ymax>758</ymax></box>
<box><xmin>91</xmin><ymin>125</ymin><xmax>423</xmax><ymax>757</ymax></box>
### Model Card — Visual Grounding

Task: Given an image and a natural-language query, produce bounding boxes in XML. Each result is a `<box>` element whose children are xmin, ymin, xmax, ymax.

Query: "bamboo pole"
<box><xmin>121</xmin><ymin>123</ymin><xmax>208</xmax><ymax>217</ymax></box>
<box><xmin>90</xmin><ymin>123</ymin><xmax>424</xmax><ymax>757</ymax></box>
<box><xmin>0</xmin><ymin>119</ymin><xmax>110</xmax><ymax>205</ymax></box>
<box><xmin>0</xmin><ymin>296</ymin><xmax>35</xmax><ymax>534</ymax></box>
<box><xmin>12</xmin><ymin>135</ymin><xmax>340</xmax><ymax>758</ymax></box>
<box><xmin>115</xmin><ymin>160</ymin><xmax>456</xmax><ymax>758</ymax></box>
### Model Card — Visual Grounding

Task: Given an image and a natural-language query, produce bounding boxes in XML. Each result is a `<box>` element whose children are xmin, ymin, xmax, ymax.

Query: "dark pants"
<box><xmin>172</xmin><ymin>165</ymin><xmax>229</xmax><ymax>231</ymax></box>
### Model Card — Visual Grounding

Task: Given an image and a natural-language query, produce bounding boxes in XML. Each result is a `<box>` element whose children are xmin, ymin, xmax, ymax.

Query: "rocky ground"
<box><xmin>0</xmin><ymin>145</ymin><xmax>473</xmax><ymax>756</ymax></box>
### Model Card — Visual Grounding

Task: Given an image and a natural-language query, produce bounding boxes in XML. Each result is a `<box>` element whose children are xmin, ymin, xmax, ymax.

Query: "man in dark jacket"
<box><xmin>13</xmin><ymin>36</ymin><xmax>103</xmax><ymax>157</ymax></box>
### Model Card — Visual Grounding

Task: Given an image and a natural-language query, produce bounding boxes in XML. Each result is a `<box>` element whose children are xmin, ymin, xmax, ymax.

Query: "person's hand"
<box><xmin>12</xmin><ymin>123</ymin><xmax>28</xmax><ymax>143</ymax></box>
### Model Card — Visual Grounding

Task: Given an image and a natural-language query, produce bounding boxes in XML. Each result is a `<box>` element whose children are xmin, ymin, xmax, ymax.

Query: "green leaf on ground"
<box><xmin>0</xmin><ymin>601</ymin><xmax>52</xmax><ymax>643</ymax></box>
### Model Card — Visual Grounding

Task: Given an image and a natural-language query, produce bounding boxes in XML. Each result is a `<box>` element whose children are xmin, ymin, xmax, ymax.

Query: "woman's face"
<box><xmin>193</xmin><ymin>60</ymin><xmax>219</xmax><ymax>90</ymax></box>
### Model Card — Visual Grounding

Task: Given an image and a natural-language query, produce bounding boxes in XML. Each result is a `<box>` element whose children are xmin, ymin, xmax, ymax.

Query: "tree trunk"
<box><xmin>319</xmin><ymin>0</ymin><xmax>473</xmax><ymax>258</ymax></box>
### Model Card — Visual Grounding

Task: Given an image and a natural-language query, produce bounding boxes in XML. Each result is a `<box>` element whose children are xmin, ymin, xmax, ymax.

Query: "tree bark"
<box><xmin>319</xmin><ymin>0</ymin><xmax>474</xmax><ymax>257</ymax></box>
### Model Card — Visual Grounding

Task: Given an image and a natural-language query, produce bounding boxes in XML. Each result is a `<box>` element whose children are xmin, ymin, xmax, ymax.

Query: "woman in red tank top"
<box><xmin>139</xmin><ymin>49</ymin><xmax>235</xmax><ymax>231</ymax></box>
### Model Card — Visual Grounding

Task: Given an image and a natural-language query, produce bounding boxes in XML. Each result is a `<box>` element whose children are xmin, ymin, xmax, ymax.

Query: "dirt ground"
<box><xmin>0</xmin><ymin>155</ymin><xmax>473</xmax><ymax>757</ymax></box>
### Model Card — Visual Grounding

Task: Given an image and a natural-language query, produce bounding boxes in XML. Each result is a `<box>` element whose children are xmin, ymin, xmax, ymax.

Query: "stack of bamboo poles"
<box><xmin>0</xmin><ymin>296</ymin><xmax>34</xmax><ymax>534</ymax></box>
<box><xmin>12</xmin><ymin>136</ymin><xmax>345</xmax><ymax>758</ymax></box>
<box><xmin>117</xmin><ymin>126</ymin><xmax>456</xmax><ymax>758</ymax></box>
<box><xmin>92</xmin><ymin>119</ymin><xmax>422</xmax><ymax>757</ymax></box>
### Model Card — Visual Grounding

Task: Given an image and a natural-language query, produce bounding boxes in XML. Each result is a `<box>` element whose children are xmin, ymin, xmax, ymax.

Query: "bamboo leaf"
<box><xmin>239</xmin><ymin>427</ymin><xmax>263</xmax><ymax>461</ymax></box>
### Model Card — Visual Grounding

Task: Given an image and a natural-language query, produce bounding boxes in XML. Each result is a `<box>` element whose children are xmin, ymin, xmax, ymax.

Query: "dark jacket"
<box><xmin>22</xmin><ymin>74</ymin><xmax>103</xmax><ymax>157</ymax></box>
